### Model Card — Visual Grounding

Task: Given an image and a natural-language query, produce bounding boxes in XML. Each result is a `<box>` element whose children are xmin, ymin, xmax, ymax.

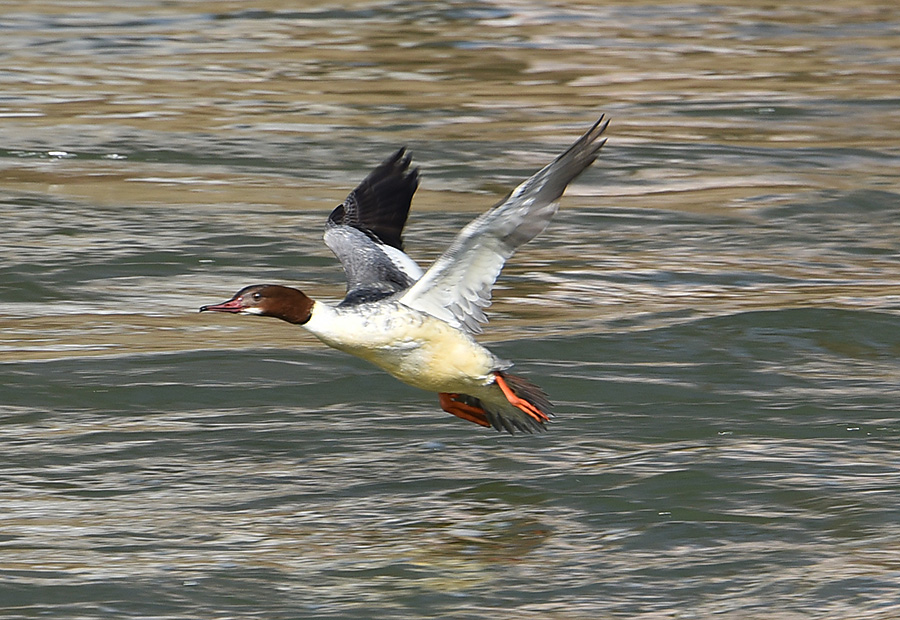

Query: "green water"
<box><xmin>1</xmin><ymin>2</ymin><xmax>899</xmax><ymax>619</ymax></box>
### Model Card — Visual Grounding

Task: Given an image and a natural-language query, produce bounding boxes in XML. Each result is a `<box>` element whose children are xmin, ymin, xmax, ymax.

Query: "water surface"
<box><xmin>1</xmin><ymin>2</ymin><xmax>899</xmax><ymax>618</ymax></box>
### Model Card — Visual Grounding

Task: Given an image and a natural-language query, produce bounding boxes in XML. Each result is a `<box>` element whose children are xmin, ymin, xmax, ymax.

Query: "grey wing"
<box><xmin>399</xmin><ymin>116</ymin><xmax>608</xmax><ymax>332</ymax></box>
<box><xmin>323</xmin><ymin>148</ymin><xmax>425</xmax><ymax>305</ymax></box>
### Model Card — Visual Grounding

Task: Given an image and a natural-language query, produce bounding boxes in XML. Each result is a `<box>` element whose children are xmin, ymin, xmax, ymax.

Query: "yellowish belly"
<box><xmin>305</xmin><ymin>302</ymin><xmax>498</xmax><ymax>394</ymax></box>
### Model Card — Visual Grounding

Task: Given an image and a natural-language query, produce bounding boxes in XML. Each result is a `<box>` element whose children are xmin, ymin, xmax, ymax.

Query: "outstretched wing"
<box><xmin>399</xmin><ymin>116</ymin><xmax>608</xmax><ymax>332</ymax></box>
<box><xmin>323</xmin><ymin>147</ymin><xmax>425</xmax><ymax>305</ymax></box>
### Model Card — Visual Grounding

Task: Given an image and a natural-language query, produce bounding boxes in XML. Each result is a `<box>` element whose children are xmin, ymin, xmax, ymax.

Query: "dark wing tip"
<box><xmin>539</xmin><ymin>113</ymin><xmax>610</xmax><ymax>196</ymax></box>
<box><xmin>571</xmin><ymin>114</ymin><xmax>610</xmax><ymax>164</ymax></box>
<box><xmin>327</xmin><ymin>203</ymin><xmax>346</xmax><ymax>227</ymax></box>
<box><xmin>328</xmin><ymin>146</ymin><xmax>420</xmax><ymax>250</ymax></box>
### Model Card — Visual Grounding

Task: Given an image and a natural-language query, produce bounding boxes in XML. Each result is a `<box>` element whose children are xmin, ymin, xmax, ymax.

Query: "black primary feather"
<box><xmin>327</xmin><ymin>148</ymin><xmax>419</xmax><ymax>251</ymax></box>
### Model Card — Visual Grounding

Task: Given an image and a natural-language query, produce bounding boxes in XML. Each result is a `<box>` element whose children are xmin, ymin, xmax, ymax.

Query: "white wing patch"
<box><xmin>399</xmin><ymin>116</ymin><xmax>609</xmax><ymax>333</ymax></box>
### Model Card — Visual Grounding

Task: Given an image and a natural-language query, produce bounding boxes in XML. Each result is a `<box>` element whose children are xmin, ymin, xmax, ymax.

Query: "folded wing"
<box><xmin>324</xmin><ymin>148</ymin><xmax>425</xmax><ymax>305</ymax></box>
<box><xmin>399</xmin><ymin>116</ymin><xmax>609</xmax><ymax>332</ymax></box>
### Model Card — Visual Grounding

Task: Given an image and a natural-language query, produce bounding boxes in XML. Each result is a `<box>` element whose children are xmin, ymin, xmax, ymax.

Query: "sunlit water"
<box><xmin>1</xmin><ymin>2</ymin><xmax>899</xmax><ymax>619</ymax></box>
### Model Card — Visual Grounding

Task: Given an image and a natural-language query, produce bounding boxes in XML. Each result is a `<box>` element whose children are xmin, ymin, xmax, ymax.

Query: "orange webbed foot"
<box><xmin>439</xmin><ymin>393</ymin><xmax>491</xmax><ymax>427</ymax></box>
<box><xmin>493</xmin><ymin>373</ymin><xmax>551</xmax><ymax>424</ymax></box>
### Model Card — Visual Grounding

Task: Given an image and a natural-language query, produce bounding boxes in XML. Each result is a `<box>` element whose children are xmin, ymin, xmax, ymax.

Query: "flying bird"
<box><xmin>201</xmin><ymin>116</ymin><xmax>608</xmax><ymax>433</ymax></box>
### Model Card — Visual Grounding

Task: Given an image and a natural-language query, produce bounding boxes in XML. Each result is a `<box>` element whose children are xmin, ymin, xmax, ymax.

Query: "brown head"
<box><xmin>199</xmin><ymin>284</ymin><xmax>313</xmax><ymax>325</ymax></box>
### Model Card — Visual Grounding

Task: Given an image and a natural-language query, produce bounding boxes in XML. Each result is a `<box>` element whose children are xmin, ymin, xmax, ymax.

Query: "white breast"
<box><xmin>303</xmin><ymin>300</ymin><xmax>499</xmax><ymax>393</ymax></box>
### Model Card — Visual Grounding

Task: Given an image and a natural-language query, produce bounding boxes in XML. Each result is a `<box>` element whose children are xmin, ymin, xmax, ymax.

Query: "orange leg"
<box><xmin>493</xmin><ymin>374</ymin><xmax>550</xmax><ymax>423</ymax></box>
<box><xmin>439</xmin><ymin>393</ymin><xmax>491</xmax><ymax>427</ymax></box>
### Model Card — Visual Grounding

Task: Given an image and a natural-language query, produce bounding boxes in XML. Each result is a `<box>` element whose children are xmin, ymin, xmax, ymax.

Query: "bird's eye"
<box><xmin>252</xmin><ymin>292</ymin><xmax>261</xmax><ymax>301</ymax></box>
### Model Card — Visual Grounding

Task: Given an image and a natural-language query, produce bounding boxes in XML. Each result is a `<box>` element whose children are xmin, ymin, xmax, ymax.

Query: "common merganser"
<box><xmin>201</xmin><ymin>116</ymin><xmax>608</xmax><ymax>433</ymax></box>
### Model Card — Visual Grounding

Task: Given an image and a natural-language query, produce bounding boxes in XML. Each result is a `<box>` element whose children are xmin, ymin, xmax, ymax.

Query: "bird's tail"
<box><xmin>439</xmin><ymin>372</ymin><xmax>553</xmax><ymax>434</ymax></box>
